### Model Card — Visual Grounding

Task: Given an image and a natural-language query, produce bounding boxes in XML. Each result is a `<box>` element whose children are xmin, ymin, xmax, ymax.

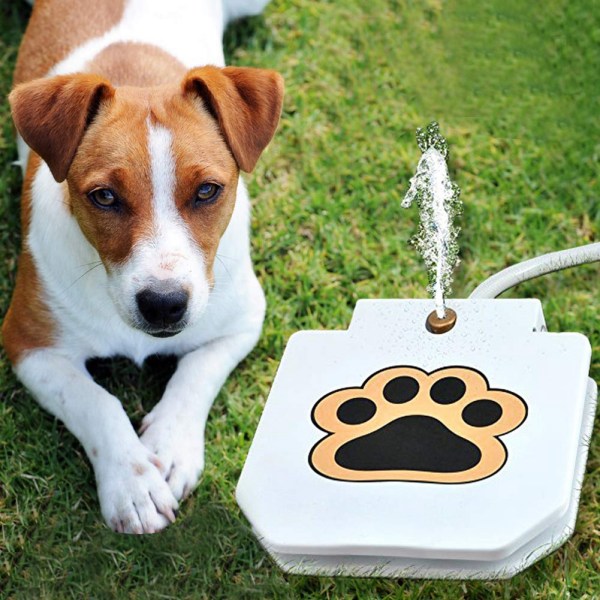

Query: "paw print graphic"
<box><xmin>309</xmin><ymin>366</ymin><xmax>527</xmax><ymax>484</ymax></box>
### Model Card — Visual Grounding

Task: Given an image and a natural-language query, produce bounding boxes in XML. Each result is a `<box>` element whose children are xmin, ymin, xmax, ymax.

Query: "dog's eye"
<box><xmin>195</xmin><ymin>182</ymin><xmax>222</xmax><ymax>205</ymax></box>
<box><xmin>88</xmin><ymin>188</ymin><xmax>119</xmax><ymax>209</ymax></box>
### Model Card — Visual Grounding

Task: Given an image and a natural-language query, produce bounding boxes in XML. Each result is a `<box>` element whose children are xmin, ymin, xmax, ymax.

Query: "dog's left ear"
<box><xmin>183</xmin><ymin>66</ymin><xmax>284</xmax><ymax>172</ymax></box>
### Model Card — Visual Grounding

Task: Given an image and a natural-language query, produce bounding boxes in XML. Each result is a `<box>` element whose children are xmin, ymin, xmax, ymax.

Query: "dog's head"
<box><xmin>10</xmin><ymin>67</ymin><xmax>283</xmax><ymax>337</ymax></box>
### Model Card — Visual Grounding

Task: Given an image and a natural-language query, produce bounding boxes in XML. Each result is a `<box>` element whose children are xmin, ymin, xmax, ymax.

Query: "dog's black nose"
<box><xmin>136</xmin><ymin>286</ymin><xmax>189</xmax><ymax>327</ymax></box>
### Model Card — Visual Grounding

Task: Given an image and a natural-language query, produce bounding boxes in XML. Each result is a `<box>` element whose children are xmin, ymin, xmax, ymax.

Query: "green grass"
<box><xmin>1</xmin><ymin>0</ymin><xmax>599</xmax><ymax>597</ymax></box>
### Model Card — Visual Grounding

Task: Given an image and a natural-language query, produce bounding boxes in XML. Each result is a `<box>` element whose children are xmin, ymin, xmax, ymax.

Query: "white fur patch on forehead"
<box><xmin>148</xmin><ymin>119</ymin><xmax>177</xmax><ymax>224</ymax></box>
<box><xmin>105</xmin><ymin>119</ymin><xmax>209</xmax><ymax>331</ymax></box>
<box><xmin>140</xmin><ymin>119</ymin><xmax>205</xmax><ymax>281</ymax></box>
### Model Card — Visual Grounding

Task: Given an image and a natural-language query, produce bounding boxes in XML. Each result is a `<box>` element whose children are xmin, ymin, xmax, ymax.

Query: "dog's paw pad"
<box><xmin>309</xmin><ymin>366</ymin><xmax>527</xmax><ymax>484</ymax></box>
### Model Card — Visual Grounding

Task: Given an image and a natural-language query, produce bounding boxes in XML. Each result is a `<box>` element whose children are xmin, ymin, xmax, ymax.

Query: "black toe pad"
<box><xmin>335</xmin><ymin>415</ymin><xmax>481</xmax><ymax>473</ymax></box>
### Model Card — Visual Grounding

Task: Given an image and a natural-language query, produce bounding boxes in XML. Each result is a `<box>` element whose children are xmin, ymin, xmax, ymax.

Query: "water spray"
<box><xmin>402</xmin><ymin>122</ymin><xmax>461</xmax><ymax>326</ymax></box>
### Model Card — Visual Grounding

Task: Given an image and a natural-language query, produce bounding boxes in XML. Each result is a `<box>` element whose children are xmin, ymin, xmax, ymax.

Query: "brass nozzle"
<box><xmin>426</xmin><ymin>308</ymin><xmax>457</xmax><ymax>334</ymax></box>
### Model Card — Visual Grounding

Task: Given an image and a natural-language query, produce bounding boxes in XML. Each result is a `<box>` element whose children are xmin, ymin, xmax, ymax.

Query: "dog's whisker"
<box><xmin>63</xmin><ymin>262</ymin><xmax>104</xmax><ymax>291</ymax></box>
<box><xmin>206</xmin><ymin>290</ymin><xmax>233</xmax><ymax>308</ymax></box>
<box><xmin>214</xmin><ymin>254</ymin><xmax>234</xmax><ymax>283</ymax></box>
<box><xmin>75</xmin><ymin>260</ymin><xmax>104</xmax><ymax>269</ymax></box>
<box><xmin>215</xmin><ymin>252</ymin><xmax>236</xmax><ymax>261</ymax></box>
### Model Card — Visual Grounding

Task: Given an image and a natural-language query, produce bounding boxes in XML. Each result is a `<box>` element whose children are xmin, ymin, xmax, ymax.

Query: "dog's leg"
<box><xmin>16</xmin><ymin>349</ymin><xmax>179</xmax><ymax>534</ymax></box>
<box><xmin>139</xmin><ymin>327</ymin><xmax>262</xmax><ymax>500</ymax></box>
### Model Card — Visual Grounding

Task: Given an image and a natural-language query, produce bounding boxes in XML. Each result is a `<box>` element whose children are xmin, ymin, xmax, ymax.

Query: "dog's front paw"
<box><xmin>95</xmin><ymin>447</ymin><xmax>179</xmax><ymax>534</ymax></box>
<box><xmin>139</xmin><ymin>409</ymin><xmax>205</xmax><ymax>501</ymax></box>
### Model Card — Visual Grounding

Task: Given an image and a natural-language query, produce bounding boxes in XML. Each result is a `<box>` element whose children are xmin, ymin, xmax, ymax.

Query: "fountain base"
<box><xmin>236</xmin><ymin>299</ymin><xmax>596</xmax><ymax>579</ymax></box>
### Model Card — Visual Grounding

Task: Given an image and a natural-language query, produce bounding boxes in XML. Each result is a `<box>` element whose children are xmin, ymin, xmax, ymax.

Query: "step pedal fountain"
<box><xmin>236</xmin><ymin>124</ymin><xmax>597</xmax><ymax>579</ymax></box>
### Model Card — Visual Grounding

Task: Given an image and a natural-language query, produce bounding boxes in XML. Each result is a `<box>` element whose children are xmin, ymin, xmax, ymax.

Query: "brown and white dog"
<box><xmin>2</xmin><ymin>0</ymin><xmax>283</xmax><ymax>534</ymax></box>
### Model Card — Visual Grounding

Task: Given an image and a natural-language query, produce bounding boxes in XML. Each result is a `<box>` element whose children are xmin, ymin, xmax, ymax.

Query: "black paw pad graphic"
<box><xmin>309</xmin><ymin>366</ymin><xmax>527</xmax><ymax>483</ymax></box>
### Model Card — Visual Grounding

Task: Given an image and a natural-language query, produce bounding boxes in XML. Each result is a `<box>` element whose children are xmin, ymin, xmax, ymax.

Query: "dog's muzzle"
<box><xmin>135</xmin><ymin>280</ymin><xmax>189</xmax><ymax>337</ymax></box>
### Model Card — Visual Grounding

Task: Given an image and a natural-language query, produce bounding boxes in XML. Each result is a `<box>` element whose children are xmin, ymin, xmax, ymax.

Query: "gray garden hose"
<box><xmin>469</xmin><ymin>242</ymin><xmax>600</xmax><ymax>299</ymax></box>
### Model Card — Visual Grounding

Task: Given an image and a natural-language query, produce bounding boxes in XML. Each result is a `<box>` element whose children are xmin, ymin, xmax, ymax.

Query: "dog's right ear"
<box><xmin>183</xmin><ymin>66</ymin><xmax>284</xmax><ymax>173</ymax></box>
<box><xmin>9</xmin><ymin>74</ymin><xmax>115</xmax><ymax>183</ymax></box>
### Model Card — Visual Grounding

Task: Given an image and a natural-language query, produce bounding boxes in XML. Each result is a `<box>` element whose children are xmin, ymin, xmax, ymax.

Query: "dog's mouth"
<box><xmin>129</xmin><ymin>315</ymin><xmax>188</xmax><ymax>339</ymax></box>
<box><xmin>146</xmin><ymin>328</ymin><xmax>184</xmax><ymax>338</ymax></box>
<box><xmin>139</xmin><ymin>322</ymin><xmax>188</xmax><ymax>338</ymax></box>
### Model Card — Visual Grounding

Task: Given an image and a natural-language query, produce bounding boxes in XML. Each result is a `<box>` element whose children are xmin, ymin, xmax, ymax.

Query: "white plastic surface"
<box><xmin>236</xmin><ymin>300</ymin><xmax>595</xmax><ymax>578</ymax></box>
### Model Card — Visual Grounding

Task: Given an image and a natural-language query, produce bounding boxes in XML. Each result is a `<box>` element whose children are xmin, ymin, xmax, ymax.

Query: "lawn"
<box><xmin>1</xmin><ymin>0</ymin><xmax>599</xmax><ymax>597</ymax></box>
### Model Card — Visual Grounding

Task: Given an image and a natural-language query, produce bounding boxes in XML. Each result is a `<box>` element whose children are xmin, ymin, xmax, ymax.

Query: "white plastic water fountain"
<box><xmin>236</xmin><ymin>124</ymin><xmax>599</xmax><ymax>579</ymax></box>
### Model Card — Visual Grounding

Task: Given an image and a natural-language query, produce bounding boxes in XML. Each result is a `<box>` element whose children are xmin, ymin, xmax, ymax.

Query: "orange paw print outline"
<box><xmin>309</xmin><ymin>366</ymin><xmax>528</xmax><ymax>484</ymax></box>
